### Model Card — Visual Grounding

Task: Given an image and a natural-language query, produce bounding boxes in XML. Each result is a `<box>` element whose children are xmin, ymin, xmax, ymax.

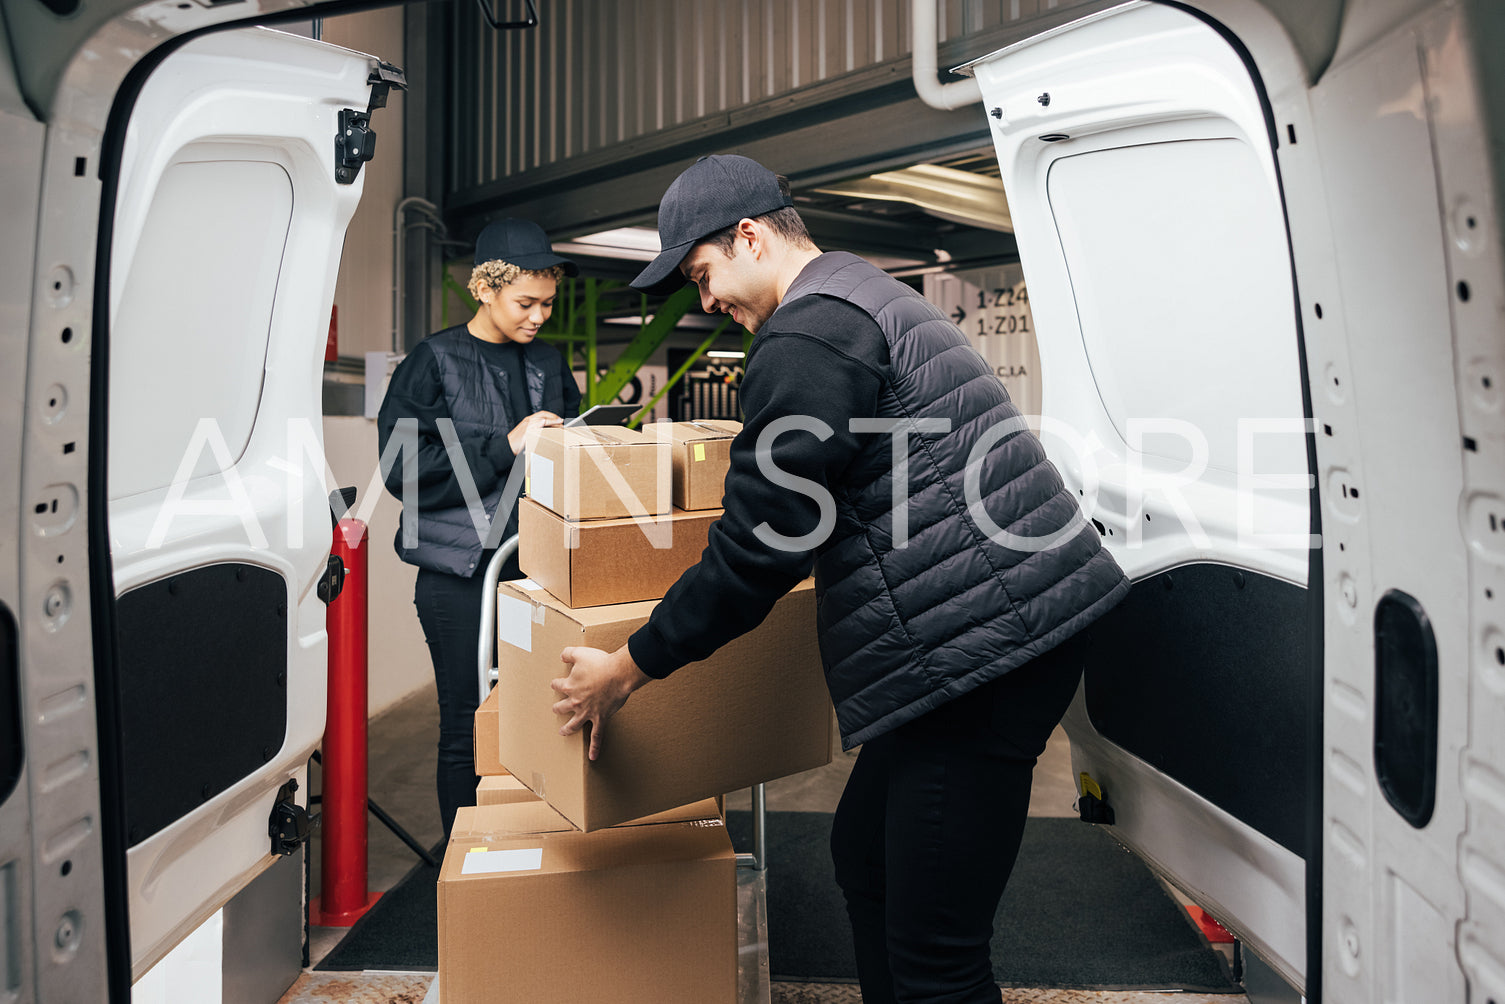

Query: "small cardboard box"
<box><xmin>439</xmin><ymin>798</ymin><xmax>735</xmax><ymax>1004</ymax></box>
<box><xmin>517</xmin><ymin>499</ymin><xmax>721</xmax><ymax>607</ymax></box>
<box><xmin>664</xmin><ymin>420</ymin><xmax>741</xmax><ymax>510</ymax></box>
<box><xmin>472</xmin><ymin>688</ymin><xmax>508</xmax><ymax>776</ymax></box>
<box><xmin>525</xmin><ymin>425</ymin><xmax>670</xmax><ymax>521</ymax></box>
<box><xmin>493</xmin><ymin>578</ymin><xmax>832</xmax><ymax>831</ymax></box>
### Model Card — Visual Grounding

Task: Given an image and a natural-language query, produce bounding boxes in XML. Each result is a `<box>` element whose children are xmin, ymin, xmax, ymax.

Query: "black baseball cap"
<box><xmin>473</xmin><ymin>218</ymin><xmax>579</xmax><ymax>276</ymax></box>
<box><xmin>630</xmin><ymin>154</ymin><xmax>792</xmax><ymax>293</ymax></box>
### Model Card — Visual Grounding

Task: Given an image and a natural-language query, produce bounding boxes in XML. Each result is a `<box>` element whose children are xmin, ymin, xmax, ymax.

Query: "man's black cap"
<box><xmin>473</xmin><ymin>218</ymin><xmax>579</xmax><ymax>276</ymax></box>
<box><xmin>630</xmin><ymin>155</ymin><xmax>792</xmax><ymax>293</ymax></box>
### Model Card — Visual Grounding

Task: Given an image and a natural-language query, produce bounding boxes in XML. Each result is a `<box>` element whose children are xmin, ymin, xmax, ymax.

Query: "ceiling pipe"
<box><xmin>911</xmin><ymin>0</ymin><xmax>983</xmax><ymax>111</ymax></box>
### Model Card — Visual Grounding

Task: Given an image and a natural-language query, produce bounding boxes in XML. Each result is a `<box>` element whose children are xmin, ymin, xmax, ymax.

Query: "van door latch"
<box><xmin>335</xmin><ymin>61</ymin><xmax>408</xmax><ymax>185</ymax></box>
<box><xmin>269</xmin><ymin>779</ymin><xmax>311</xmax><ymax>855</ymax></box>
<box><xmin>316</xmin><ymin>554</ymin><xmax>345</xmax><ymax>605</ymax></box>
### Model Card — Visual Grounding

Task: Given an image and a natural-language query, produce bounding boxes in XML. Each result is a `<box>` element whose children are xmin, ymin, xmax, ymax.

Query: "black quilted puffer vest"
<box><xmin>395</xmin><ymin>327</ymin><xmax>570</xmax><ymax>577</ymax></box>
<box><xmin>786</xmin><ymin>253</ymin><xmax>1130</xmax><ymax>748</ymax></box>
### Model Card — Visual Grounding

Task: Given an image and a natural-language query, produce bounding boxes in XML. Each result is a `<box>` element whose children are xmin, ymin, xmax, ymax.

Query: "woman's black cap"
<box><xmin>473</xmin><ymin>218</ymin><xmax>579</xmax><ymax>276</ymax></box>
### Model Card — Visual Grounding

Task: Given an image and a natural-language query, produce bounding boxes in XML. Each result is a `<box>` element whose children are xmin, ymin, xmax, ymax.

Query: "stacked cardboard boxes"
<box><xmin>519</xmin><ymin>422</ymin><xmax>741</xmax><ymax>607</ymax></box>
<box><xmin>440</xmin><ymin>417</ymin><xmax>831</xmax><ymax>1001</ymax></box>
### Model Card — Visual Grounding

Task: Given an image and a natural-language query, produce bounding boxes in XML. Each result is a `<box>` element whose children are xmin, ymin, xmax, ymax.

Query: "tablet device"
<box><xmin>564</xmin><ymin>403</ymin><xmax>640</xmax><ymax>427</ymax></box>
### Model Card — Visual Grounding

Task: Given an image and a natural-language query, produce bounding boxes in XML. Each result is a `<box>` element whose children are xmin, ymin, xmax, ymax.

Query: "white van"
<box><xmin>0</xmin><ymin>1</ymin><xmax>1499</xmax><ymax>1002</ymax></box>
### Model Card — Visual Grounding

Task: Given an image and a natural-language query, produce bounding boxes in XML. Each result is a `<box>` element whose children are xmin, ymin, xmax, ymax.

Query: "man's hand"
<box><xmin>551</xmin><ymin>645</ymin><xmax>652</xmax><ymax>761</ymax></box>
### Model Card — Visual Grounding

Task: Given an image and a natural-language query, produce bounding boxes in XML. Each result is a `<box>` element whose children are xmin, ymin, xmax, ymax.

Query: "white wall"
<box><xmin>323</xmin><ymin>416</ymin><xmax>432</xmax><ymax>714</ymax></box>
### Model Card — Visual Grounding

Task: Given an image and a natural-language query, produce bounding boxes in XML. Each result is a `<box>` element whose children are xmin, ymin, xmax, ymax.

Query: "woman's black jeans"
<box><xmin>830</xmin><ymin>640</ymin><xmax>1085</xmax><ymax>1003</ymax></box>
<box><xmin>413</xmin><ymin>565</ymin><xmax>494</xmax><ymax>836</ymax></box>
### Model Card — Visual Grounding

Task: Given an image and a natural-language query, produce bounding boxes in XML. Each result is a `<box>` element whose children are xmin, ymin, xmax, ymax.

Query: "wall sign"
<box><xmin>924</xmin><ymin>264</ymin><xmax>1041</xmax><ymax>420</ymax></box>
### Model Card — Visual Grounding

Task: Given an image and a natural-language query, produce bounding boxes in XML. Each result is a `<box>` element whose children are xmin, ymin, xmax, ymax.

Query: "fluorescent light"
<box><xmin>554</xmin><ymin>226</ymin><xmax>663</xmax><ymax>262</ymax></box>
<box><xmin>706</xmin><ymin>350</ymin><xmax>746</xmax><ymax>359</ymax></box>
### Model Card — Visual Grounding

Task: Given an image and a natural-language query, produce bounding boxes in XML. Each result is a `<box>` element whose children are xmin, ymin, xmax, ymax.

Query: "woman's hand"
<box><xmin>507</xmin><ymin>410</ymin><xmax>563</xmax><ymax>455</ymax></box>
<box><xmin>551</xmin><ymin>645</ymin><xmax>652</xmax><ymax>760</ymax></box>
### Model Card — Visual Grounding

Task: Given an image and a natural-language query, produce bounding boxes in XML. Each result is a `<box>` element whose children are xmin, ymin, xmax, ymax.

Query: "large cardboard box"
<box><xmin>472</xmin><ymin>687</ymin><xmax>508</xmax><ymax>776</ymax></box>
<box><xmin>663</xmin><ymin>420</ymin><xmax>741</xmax><ymax>510</ymax></box>
<box><xmin>439</xmin><ymin>798</ymin><xmax>735</xmax><ymax>1004</ymax></box>
<box><xmin>493</xmin><ymin>578</ymin><xmax>832</xmax><ymax>830</ymax></box>
<box><xmin>525</xmin><ymin>425</ymin><xmax>670</xmax><ymax>521</ymax></box>
<box><xmin>517</xmin><ymin>498</ymin><xmax>720</xmax><ymax>607</ymax></box>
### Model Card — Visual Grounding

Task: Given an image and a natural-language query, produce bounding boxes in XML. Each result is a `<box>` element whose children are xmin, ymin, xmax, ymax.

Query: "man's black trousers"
<box><xmin>830</xmin><ymin>640</ymin><xmax>1084</xmax><ymax>1003</ymax></box>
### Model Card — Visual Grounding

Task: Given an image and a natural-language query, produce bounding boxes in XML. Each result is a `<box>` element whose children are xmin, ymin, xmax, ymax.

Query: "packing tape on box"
<box><xmin>497</xmin><ymin>594</ymin><xmax>533</xmax><ymax>652</ymax></box>
<box><xmin>461</xmin><ymin>847</ymin><xmax>543</xmax><ymax>875</ymax></box>
<box><xmin>689</xmin><ymin>420</ymin><xmax>739</xmax><ymax>437</ymax></box>
<box><xmin>531</xmin><ymin>771</ymin><xmax>546</xmax><ymax>799</ymax></box>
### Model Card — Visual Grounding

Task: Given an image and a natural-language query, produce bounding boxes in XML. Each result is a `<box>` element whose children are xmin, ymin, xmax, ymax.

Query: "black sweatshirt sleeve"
<box><xmin>627</xmin><ymin>304</ymin><xmax>886</xmax><ymax>678</ymax></box>
<box><xmin>376</xmin><ymin>342</ymin><xmax>518</xmax><ymax>509</ymax></box>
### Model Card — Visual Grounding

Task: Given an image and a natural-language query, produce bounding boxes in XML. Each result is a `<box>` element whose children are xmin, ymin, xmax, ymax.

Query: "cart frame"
<box><xmin>475</xmin><ymin>540</ymin><xmax>768</xmax><ymax>870</ymax></box>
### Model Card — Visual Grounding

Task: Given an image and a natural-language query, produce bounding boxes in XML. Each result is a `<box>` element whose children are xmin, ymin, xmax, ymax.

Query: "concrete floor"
<box><xmin>288</xmin><ymin>683</ymin><xmax>1244</xmax><ymax>1004</ymax></box>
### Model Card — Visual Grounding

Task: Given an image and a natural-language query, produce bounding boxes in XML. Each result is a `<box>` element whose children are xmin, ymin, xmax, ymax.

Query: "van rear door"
<box><xmin>967</xmin><ymin>3</ymin><xmax>1317</xmax><ymax>991</ymax></box>
<box><xmin>101</xmin><ymin>26</ymin><xmax>388</xmax><ymax>978</ymax></box>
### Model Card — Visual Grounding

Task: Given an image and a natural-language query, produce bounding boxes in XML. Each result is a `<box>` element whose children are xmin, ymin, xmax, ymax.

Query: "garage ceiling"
<box><xmin>553</xmin><ymin>147</ymin><xmax>1020</xmax><ymax>291</ymax></box>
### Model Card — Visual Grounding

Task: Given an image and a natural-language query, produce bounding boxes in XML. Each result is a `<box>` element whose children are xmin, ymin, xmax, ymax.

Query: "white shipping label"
<box><xmin>461</xmin><ymin>847</ymin><xmax>544</xmax><ymax>875</ymax></box>
<box><xmin>530</xmin><ymin>453</ymin><xmax>555</xmax><ymax>509</ymax></box>
<box><xmin>497</xmin><ymin>595</ymin><xmax>533</xmax><ymax>653</ymax></box>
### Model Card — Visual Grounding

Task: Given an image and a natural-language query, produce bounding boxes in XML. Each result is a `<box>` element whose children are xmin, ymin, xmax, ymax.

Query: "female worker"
<box><xmin>377</xmin><ymin>218</ymin><xmax>581</xmax><ymax>835</ymax></box>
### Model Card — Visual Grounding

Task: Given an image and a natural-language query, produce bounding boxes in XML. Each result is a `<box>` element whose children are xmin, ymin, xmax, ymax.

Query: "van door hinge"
<box><xmin>269</xmin><ymin>779</ymin><xmax>311</xmax><ymax>855</ymax></box>
<box><xmin>335</xmin><ymin>61</ymin><xmax>407</xmax><ymax>185</ymax></box>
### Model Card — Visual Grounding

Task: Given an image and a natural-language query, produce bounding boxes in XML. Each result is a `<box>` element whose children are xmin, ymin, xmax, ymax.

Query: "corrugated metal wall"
<box><xmin>445</xmin><ymin>0</ymin><xmax>1101</xmax><ymax>196</ymax></box>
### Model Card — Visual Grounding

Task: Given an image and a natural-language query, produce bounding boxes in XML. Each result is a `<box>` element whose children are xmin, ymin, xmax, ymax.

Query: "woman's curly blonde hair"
<box><xmin>468</xmin><ymin>261</ymin><xmax>567</xmax><ymax>300</ymax></box>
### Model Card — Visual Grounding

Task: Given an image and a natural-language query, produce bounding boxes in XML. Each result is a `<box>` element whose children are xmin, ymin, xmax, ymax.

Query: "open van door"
<box><xmin>968</xmin><ymin>1</ymin><xmax>1505</xmax><ymax>1000</ymax></box>
<box><xmin>99</xmin><ymin>25</ymin><xmax>395</xmax><ymax>981</ymax></box>
<box><xmin>965</xmin><ymin>2</ymin><xmax>1318</xmax><ymax>992</ymax></box>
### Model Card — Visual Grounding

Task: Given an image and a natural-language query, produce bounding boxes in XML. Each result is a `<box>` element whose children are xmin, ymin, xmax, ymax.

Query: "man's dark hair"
<box><xmin>701</xmin><ymin>175</ymin><xmax>815</xmax><ymax>256</ymax></box>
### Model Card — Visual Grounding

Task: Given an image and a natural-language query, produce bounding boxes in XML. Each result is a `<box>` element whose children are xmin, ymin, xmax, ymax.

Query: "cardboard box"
<box><xmin>663</xmin><ymin>420</ymin><xmax>741</xmax><ymax>510</ymax></box>
<box><xmin>525</xmin><ymin>425</ymin><xmax>670</xmax><ymax>521</ymax></box>
<box><xmin>478</xmin><ymin>689</ymin><xmax>728</xmax><ymax>817</ymax></box>
<box><xmin>517</xmin><ymin>499</ymin><xmax>721</xmax><ymax>607</ymax></box>
<box><xmin>476</xmin><ymin>776</ymin><xmax>722</xmax><ymax>825</ymax></box>
<box><xmin>472</xmin><ymin>687</ymin><xmax>508</xmax><ymax>776</ymax></box>
<box><xmin>476</xmin><ymin>774</ymin><xmax>533</xmax><ymax>806</ymax></box>
<box><xmin>439</xmin><ymin>799</ymin><xmax>735</xmax><ymax>1004</ymax></box>
<box><xmin>493</xmin><ymin>578</ymin><xmax>832</xmax><ymax>830</ymax></box>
